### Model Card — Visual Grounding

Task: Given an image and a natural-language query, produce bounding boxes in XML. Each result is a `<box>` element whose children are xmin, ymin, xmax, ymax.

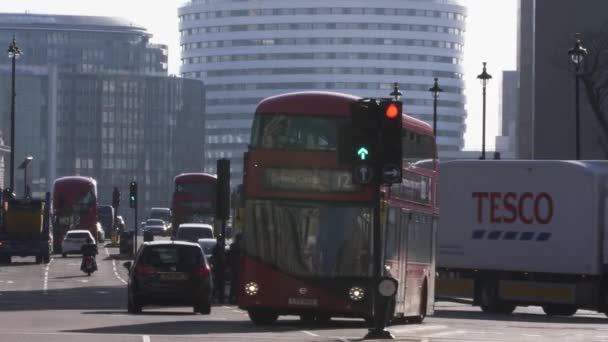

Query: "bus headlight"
<box><xmin>245</xmin><ymin>282</ymin><xmax>259</xmax><ymax>296</ymax></box>
<box><xmin>349</xmin><ymin>286</ymin><xmax>365</xmax><ymax>301</ymax></box>
<box><xmin>378</xmin><ymin>277</ymin><xmax>398</xmax><ymax>297</ymax></box>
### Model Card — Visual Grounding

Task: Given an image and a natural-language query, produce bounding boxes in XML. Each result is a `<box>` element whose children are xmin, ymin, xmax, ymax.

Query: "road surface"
<box><xmin>1</xmin><ymin>245</ymin><xmax>607</xmax><ymax>341</ymax></box>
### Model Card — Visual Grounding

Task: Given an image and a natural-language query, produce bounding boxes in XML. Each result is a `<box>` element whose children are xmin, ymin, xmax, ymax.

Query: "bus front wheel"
<box><xmin>248</xmin><ymin>309</ymin><xmax>278</xmax><ymax>325</ymax></box>
<box><xmin>409</xmin><ymin>281</ymin><xmax>428</xmax><ymax>324</ymax></box>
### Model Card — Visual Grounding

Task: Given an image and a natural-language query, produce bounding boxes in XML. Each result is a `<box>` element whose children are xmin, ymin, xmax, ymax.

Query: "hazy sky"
<box><xmin>4</xmin><ymin>0</ymin><xmax>518</xmax><ymax>150</ymax></box>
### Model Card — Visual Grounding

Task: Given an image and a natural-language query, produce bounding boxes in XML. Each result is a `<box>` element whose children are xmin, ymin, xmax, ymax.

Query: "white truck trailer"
<box><xmin>436</xmin><ymin>160</ymin><xmax>608</xmax><ymax>316</ymax></box>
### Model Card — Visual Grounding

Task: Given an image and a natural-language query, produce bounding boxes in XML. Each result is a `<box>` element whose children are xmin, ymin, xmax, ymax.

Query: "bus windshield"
<box><xmin>175</xmin><ymin>182</ymin><xmax>216</xmax><ymax>195</ymax></box>
<box><xmin>54</xmin><ymin>190</ymin><xmax>96</xmax><ymax>229</ymax></box>
<box><xmin>55</xmin><ymin>190</ymin><xmax>95</xmax><ymax>215</ymax></box>
<box><xmin>251</xmin><ymin>114</ymin><xmax>345</xmax><ymax>151</ymax></box>
<box><xmin>175</xmin><ymin>213</ymin><xmax>215</xmax><ymax>225</ymax></box>
<box><xmin>150</xmin><ymin>209</ymin><xmax>171</xmax><ymax>222</ymax></box>
<box><xmin>244</xmin><ymin>200</ymin><xmax>373</xmax><ymax>278</ymax></box>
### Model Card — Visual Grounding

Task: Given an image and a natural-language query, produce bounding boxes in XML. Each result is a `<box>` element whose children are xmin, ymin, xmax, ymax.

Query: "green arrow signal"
<box><xmin>357</xmin><ymin>147</ymin><xmax>369</xmax><ymax>160</ymax></box>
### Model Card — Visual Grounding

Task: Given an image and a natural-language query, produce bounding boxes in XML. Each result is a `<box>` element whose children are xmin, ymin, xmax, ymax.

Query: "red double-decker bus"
<box><xmin>171</xmin><ymin>173</ymin><xmax>217</xmax><ymax>236</ymax></box>
<box><xmin>238</xmin><ymin>91</ymin><xmax>438</xmax><ymax>325</ymax></box>
<box><xmin>51</xmin><ymin>176</ymin><xmax>98</xmax><ymax>253</ymax></box>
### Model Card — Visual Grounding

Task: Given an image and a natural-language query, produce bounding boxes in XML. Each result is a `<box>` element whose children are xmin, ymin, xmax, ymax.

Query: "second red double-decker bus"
<box><xmin>171</xmin><ymin>173</ymin><xmax>217</xmax><ymax>236</ymax></box>
<box><xmin>51</xmin><ymin>176</ymin><xmax>98</xmax><ymax>253</ymax></box>
<box><xmin>238</xmin><ymin>91</ymin><xmax>438</xmax><ymax>325</ymax></box>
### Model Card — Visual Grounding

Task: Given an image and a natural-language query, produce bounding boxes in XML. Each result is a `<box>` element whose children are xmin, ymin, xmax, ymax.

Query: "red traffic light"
<box><xmin>385</xmin><ymin>103</ymin><xmax>400</xmax><ymax>119</ymax></box>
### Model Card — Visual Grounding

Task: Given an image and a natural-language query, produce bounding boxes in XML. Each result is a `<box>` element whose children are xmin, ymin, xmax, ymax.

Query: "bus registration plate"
<box><xmin>159</xmin><ymin>273</ymin><xmax>188</xmax><ymax>281</ymax></box>
<box><xmin>288</xmin><ymin>298</ymin><xmax>318</xmax><ymax>306</ymax></box>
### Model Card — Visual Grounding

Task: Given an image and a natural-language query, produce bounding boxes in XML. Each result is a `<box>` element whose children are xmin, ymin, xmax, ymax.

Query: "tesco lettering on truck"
<box><xmin>472</xmin><ymin>192</ymin><xmax>554</xmax><ymax>224</ymax></box>
<box><xmin>436</xmin><ymin>160</ymin><xmax>608</xmax><ymax>317</ymax></box>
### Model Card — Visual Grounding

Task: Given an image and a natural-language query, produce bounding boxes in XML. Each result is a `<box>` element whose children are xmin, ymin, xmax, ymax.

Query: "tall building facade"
<box><xmin>495</xmin><ymin>70</ymin><xmax>519</xmax><ymax>156</ymax></box>
<box><xmin>0</xmin><ymin>14</ymin><xmax>205</xmax><ymax>222</ymax></box>
<box><xmin>178</xmin><ymin>0</ymin><xmax>467</xmax><ymax>184</ymax></box>
<box><xmin>518</xmin><ymin>0</ymin><xmax>608</xmax><ymax>159</ymax></box>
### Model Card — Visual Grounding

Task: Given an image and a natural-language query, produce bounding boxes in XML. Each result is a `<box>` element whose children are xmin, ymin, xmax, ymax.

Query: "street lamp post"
<box><xmin>7</xmin><ymin>36</ymin><xmax>22</xmax><ymax>191</ymax></box>
<box><xmin>477</xmin><ymin>62</ymin><xmax>492</xmax><ymax>160</ymax></box>
<box><xmin>429</xmin><ymin>78</ymin><xmax>443</xmax><ymax>137</ymax></box>
<box><xmin>18</xmin><ymin>156</ymin><xmax>32</xmax><ymax>198</ymax></box>
<box><xmin>568</xmin><ymin>33</ymin><xmax>588</xmax><ymax>160</ymax></box>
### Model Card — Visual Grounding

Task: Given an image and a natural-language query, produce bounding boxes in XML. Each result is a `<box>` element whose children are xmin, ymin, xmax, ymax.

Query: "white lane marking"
<box><xmin>389</xmin><ymin>324</ymin><xmax>447</xmax><ymax>334</ymax></box>
<box><xmin>105</xmin><ymin>247</ymin><xmax>127</xmax><ymax>285</ymax></box>
<box><xmin>79</xmin><ymin>279</ymin><xmax>89</xmax><ymax>283</ymax></box>
<box><xmin>43</xmin><ymin>258</ymin><xmax>53</xmax><ymax>295</ymax></box>
<box><xmin>301</xmin><ymin>330</ymin><xmax>319</xmax><ymax>337</ymax></box>
<box><xmin>6</xmin><ymin>280</ymin><xmax>13</xmax><ymax>284</ymax></box>
<box><xmin>142</xmin><ymin>335</ymin><xmax>151</xmax><ymax>342</ymax></box>
<box><xmin>425</xmin><ymin>330</ymin><xmax>468</xmax><ymax>338</ymax></box>
<box><xmin>523</xmin><ymin>334</ymin><xmax>542</xmax><ymax>337</ymax></box>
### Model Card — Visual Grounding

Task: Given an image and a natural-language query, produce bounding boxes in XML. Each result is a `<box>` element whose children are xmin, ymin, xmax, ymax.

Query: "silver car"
<box><xmin>144</xmin><ymin>219</ymin><xmax>168</xmax><ymax>236</ymax></box>
<box><xmin>61</xmin><ymin>230</ymin><xmax>96</xmax><ymax>257</ymax></box>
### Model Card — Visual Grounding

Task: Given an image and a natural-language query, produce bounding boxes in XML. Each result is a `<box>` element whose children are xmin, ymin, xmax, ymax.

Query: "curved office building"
<box><xmin>179</xmin><ymin>0</ymin><xmax>467</xmax><ymax>180</ymax></box>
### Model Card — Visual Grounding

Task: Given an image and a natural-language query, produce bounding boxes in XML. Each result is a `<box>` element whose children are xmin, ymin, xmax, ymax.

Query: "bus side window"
<box><xmin>402</xmin><ymin>130</ymin><xmax>435</xmax><ymax>167</ymax></box>
<box><xmin>407</xmin><ymin>213</ymin><xmax>433</xmax><ymax>263</ymax></box>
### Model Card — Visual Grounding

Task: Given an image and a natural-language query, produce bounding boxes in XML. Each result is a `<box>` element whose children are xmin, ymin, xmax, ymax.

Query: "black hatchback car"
<box><xmin>124</xmin><ymin>240</ymin><xmax>212</xmax><ymax>314</ymax></box>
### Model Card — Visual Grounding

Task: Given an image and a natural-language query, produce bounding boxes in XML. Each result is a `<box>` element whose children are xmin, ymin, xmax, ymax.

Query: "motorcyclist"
<box><xmin>80</xmin><ymin>237</ymin><xmax>98</xmax><ymax>273</ymax></box>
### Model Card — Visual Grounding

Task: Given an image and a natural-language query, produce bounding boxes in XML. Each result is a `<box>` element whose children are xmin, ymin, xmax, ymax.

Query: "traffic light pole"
<box><xmin>364</xmin><ymin>140</ymin><xmax>394</xmax><ymax>340</ymax></box>
<box><xmin>133</xmin><ymin>202</ymin><xmax>138</xmax><ymax>256</ymax></box>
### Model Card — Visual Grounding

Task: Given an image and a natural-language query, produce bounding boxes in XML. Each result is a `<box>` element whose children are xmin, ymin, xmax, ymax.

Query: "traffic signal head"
<box><xmin>379</xmin><ymin>99</ymin><xmax>403</xmax><ymax>182</ymax></box>
<box><xmin>384</xmin><ymin>103</ymin><xmax>400</xmax><ymax>119</ymax></box>
<box><xmin>112</xmin><ymin>187</ymin><xmax>121</xmax><ymax>209</ymax></box>
<box><xmin>216</xmin><ymin>159</ymin><xmax>231</xmax><ymax>220</ymax></box>
<box><xmin>351</xmin><ymin>99</ymin><xmax>380</xmax><ymax>163</ymax></box>
<box><xmin>129</xmin><ymin>181</ymin><xmax>137</xmax><ymax>209</ymax></box>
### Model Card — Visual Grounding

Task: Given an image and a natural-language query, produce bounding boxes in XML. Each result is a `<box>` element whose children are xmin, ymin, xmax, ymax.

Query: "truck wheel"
<box><xmin>43</xmin><ymin>255</ymin><xmax>50</xmax><ymax>264</ymax></box>
<box><xmin>127</xmin><ymin>292</ymin><xmax>142</xmax><ymax>314</ymax></box>
<box><xmin>542</xmin><ymin>304</ymin><xmax>577</xmax><ymax>316</ymax></box>
<box><xmin>35</xmin><ymin>255</ymin><xmax>42</xmax><ymax>264</ymax></box>
<box><xmin>248</xmin><ymin>309</ymin><xmax>278</xmax><ymax>325</ymax></box>
<box><xmin>62</xmin><ymin>253</ymin><xmax>67</xmax><ymax>258</ymax></box>
<box><xmin>480</xmin><ymin>280</ymin><xmax>516</xmax><ymax>314</ymax></box>
<box><xmin>194</xmin><ymin>299</ymin><xmax>211</xmax><ymax>315</ymax></box>
<box><xmin>0</xmin><ymin>255</ymin><xmax>11</xmax><ymax>264</ymax></box>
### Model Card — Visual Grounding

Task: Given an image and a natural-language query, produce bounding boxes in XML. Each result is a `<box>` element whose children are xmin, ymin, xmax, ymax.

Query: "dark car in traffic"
<box><xmin>124</xmin><ymin>240</ymin><xmax>212</xmax><ymax>314</ymax></box>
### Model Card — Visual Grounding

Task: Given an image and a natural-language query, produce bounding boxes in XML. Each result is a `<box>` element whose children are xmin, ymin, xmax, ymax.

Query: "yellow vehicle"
<box><xmin>0</xmin><ymin>192</ymin><xmax>51</xmax><ymax>264</ymax></box>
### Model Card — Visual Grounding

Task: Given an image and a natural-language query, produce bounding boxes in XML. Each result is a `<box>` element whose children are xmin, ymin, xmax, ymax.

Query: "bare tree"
<box><xmin>577</xmin><ymin>24</ymin><xmax>608</xmax><ymax>156</ymax></box>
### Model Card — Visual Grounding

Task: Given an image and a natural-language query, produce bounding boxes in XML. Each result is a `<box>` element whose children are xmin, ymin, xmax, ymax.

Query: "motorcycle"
<box><xmin>81</xmin><ymin>254</ymin><xmax>97</xmax><ymax>276</ymax></box>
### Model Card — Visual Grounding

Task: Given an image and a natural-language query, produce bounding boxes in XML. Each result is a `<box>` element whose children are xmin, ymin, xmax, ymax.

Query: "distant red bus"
<box><xmin>171</xmin><ymin>173</ymin><xmax>217</xmax><ymax>236</ymax></box>
<box><xmin>238</xmin><ymin>91</ymin><xmax>438</xmax><ymax>325</ymax></box>
<box><xmin>52</xmin><ymin>176</ymin><xmax>98</xmax><ymax>252</ymax></box>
